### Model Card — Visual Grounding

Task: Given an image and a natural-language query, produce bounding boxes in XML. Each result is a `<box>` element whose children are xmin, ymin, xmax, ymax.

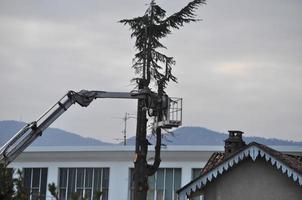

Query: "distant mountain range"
<box><xmin>125</xmin><ymin>127</ymin><xmax>302</xmax><ymax>146</ymax></box>
<box><xmin>0</xmin><ymin>120</ymin><xmax>111</xmax><ymax>146</ymax></box>
<box><xmin>0</xmin><ymin>120</ymin><xmax>301</xmax><ymax>147</ymax></box>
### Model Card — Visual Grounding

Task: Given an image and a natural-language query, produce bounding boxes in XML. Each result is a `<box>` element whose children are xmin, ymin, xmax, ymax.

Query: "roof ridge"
<box><xmin>177</xmin><ymin>143</ymin><xmax>302</xmax><ymax>198</ymax></box>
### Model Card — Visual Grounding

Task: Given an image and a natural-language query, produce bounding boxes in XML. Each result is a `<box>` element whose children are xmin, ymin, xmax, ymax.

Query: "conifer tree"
<box><xmin>0</xmin><ymin>164</ymin><xmax>14</xmax><ymax>200</ymax></box>
<box><xmin>121</xmin><ymin>1</ymin><xmax>205</xmax><ymax>199</ymax></box>
<box><xmin>0</xmin><ymin>164</ymin><xmax>29</xmax><ymax>200</ymax></box>
<box><xmin>120</xmin><ymin>0</ymin><xmax>205</xmax><ymax>87</ymax></box>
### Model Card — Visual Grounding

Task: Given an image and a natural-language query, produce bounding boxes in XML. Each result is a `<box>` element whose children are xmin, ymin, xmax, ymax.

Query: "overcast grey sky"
<box><xmin>0</xmin><ymin>0</ymin><xmax>301</xmax><ymax>143</ymax></box>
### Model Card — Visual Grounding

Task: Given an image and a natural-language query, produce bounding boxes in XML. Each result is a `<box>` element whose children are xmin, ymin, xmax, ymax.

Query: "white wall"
<box><xmin>11</xmin><ymin>160</ymin><xmax>207</xmax><ymax>199</ymax></box>
<box><xmin>10</xmin><ymin>145</ymin><xmax>301</xmax><ymax>200</ymax></box>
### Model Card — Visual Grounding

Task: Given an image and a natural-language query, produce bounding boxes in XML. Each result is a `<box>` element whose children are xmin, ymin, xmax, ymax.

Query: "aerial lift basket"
<box><xmin>159</xmin><ymin>97</ymin><xmax>182</xmax><ymax>129</ymax></box>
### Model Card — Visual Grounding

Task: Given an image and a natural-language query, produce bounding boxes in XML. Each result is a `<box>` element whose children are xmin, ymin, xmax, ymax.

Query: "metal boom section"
<box><xmin>0</xmin><ymin>90</ymin><xmax>147</xmax><ymax>166</ymax></box>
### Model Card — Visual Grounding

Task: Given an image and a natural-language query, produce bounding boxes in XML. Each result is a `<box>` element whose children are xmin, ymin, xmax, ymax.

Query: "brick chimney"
<box><xmin>224</xmin><ymin>130</ymin><xmax>246</xmax><ymax>156</ymax></box>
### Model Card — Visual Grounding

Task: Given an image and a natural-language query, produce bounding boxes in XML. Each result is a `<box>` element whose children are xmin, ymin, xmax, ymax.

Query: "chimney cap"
<box><xmin>228</xmin><ymin>130</ymin><xmax>244</xmax><ymax>134</ymax></box>
<box><xmin>225</xmin><ymin>130</ymin><xmax>246</xmax><ymax>155</ymax></box>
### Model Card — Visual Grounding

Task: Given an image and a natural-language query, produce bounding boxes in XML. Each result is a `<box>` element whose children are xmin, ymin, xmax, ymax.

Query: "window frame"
<box><xmin>128</xmin><ymin>168</ymin><xmax>182</xmax><ymax>200</ymax></box>
<box><xmin>58</xmin><ymin>167</ymin><xmax>109</xmax><ymax>200</ymax></box>
<box><xmin>23</xmin><ymin>167</ymin><xmax>48</xmax><ymax>200</ymax></box>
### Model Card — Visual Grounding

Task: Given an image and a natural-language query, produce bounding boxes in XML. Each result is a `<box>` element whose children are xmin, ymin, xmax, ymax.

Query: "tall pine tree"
<box><xmin>121</xmin><ymin>1</ymin><xmax>205</xmax><ymax>199</ymax></box>
<box><xmin>120</xmin><ymin>0</ymin><xmax>205</xmax><ymax>88</ymax></box>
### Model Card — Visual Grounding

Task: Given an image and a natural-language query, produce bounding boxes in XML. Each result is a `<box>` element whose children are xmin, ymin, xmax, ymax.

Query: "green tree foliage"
<box><xmin>0</xmin><ymin>163</ymin><xmax>14</xmax><ymax>200</ymax></box>
<box><xmin>48</xmin><ymin>182</ymin><xmax>59</xmax><ymax>200</ymax></box>
<box><xmin>14</xmin><ymin>169</ymin><xmax>29</xmax><ymax>200</ymax></box>
<box><xmin>71</xmin><ymin>192</ymin><xmax>81</xmax><ymax>200</ymax></box>
<box><xmin>0</xmin><ymin>164</ymin><xmax>29</xmax><ymax>200</ymax></box>
<box><xmin>120</xmin><ymin>0</ymin><xmax>205</xmax><ymax>87</ymax></box>
<box><xmin>95</xmin><ymin>191</ymin><xmax>103</xmax><ymax>200</ymax></box>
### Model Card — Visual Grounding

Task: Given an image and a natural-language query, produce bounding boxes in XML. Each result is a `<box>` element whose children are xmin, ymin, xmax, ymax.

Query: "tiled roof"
<box><xmin>200</xmin><ymin>152</ymin><xmax>225</xmax><ymax>175</ymax></box>
<box><xmin>201</xmin><ymin>142</ymin><xmax>302</xmax><ymax>175</ymax></box>
<box><xmin>177</xmin><ymin>142</ymin><xmax>302</xmax><ymax>199</ymax></box>
<box><xmin>254</xmin><ymin>143</ymin><xmax>302</xmax><ymax>174</ymax></box>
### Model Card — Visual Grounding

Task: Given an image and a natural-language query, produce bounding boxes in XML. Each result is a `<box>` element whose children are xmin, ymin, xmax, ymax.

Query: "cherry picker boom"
<box><xmin>0</xmin><ymin>89</ymin><xmax>149</xmax><ymax>166</ymax></box>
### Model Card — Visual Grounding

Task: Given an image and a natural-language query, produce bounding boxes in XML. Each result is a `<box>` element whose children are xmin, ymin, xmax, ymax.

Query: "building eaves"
<box><xmin>177</xmin><ymin>142</ymin><xmax>302</xmax><ymax>200</ymax></box>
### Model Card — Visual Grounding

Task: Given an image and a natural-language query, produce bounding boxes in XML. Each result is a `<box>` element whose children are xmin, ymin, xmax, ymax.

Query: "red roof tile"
<box><xmin>200</xmin><ymin>142</ymin><xmax>302</xmax><ymax>176</ymax></box>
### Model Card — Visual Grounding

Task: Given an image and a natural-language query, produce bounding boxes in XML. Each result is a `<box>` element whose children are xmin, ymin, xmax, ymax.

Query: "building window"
<box><xmin>192</xmin><ymin>168</ymin><xmax>202</xmax><ymax>180</ymax></box>
<box><xmin>191</xmin><ymin>168</ymin><xmax>203</xmax><ymax>200</ymax></box>
<box><xmin>129</xmin><ymin>168</ymin><xmax>181</xmax><ymax>200</ymax></box>
<box><xmin>23</xmin><ymin>168</ymin><xmax>48</xmax><ymax>200</ymax></box>
<box><xmin>58</xmin><ymin>168</ymin><xmax>109</xmax><ymax>200</ymax></box>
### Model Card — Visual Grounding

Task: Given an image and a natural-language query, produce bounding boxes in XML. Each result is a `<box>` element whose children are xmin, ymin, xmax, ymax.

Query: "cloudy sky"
<box><xmin>0</xmin><ymin>0</ymin><xmax>301</xmax><ymax>143</ymax></box>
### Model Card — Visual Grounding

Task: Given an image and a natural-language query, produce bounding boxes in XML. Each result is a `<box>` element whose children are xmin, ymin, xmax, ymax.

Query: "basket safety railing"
<box><xmin>159</xmin><ymin>97</ymin><xmax>182</xmax><ymax>129</ymax></box>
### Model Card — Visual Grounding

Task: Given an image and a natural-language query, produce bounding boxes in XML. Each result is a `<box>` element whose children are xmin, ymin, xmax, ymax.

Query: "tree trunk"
<box><xmin>147</xmin><ymin>81</ymin><xmax>164</xmax><ymax>176</ymax></box>
<box><xmin>133</xmin><ymin>80</ymin><xmax>149</xmax><ymax>200</ymax></box>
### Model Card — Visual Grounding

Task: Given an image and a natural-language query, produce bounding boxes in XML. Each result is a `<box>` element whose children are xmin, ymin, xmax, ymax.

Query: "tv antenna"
<box><xmin>115</xmin><ymin>112</ymin><xmax>136</xmax><ymax>145</ymax></box>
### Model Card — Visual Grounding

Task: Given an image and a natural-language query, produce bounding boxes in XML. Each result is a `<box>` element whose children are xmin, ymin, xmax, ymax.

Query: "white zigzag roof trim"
<box><xmin>178</xmin><ymin>145</ymin><xmax>302</xmax><ymax>200</ymax></box>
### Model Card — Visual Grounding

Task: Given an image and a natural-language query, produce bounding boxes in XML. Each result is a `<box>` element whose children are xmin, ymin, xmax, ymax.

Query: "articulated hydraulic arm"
<box><xmin>0</xmin><ymin>89</ymin><xmax>148</xmax><ymax>166</ymax></box>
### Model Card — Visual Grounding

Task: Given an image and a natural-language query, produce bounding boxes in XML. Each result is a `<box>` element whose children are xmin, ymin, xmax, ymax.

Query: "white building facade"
<box><xmin>9</xmin><ymin>145</ymin><xmax>302</xmax><ymax>200</ymax></box>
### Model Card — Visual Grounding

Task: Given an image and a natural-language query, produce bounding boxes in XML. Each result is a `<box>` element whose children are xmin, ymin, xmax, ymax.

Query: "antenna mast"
<box><xmin>122</xmin><ymin>112</ymin><xmax>135</xmax><ymax>145</ymax></box>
